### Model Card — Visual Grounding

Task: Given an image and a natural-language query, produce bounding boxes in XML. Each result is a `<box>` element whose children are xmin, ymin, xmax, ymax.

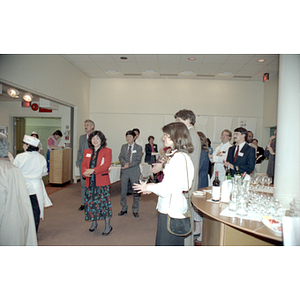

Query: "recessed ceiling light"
<box><xmin>188</xmin><ymin>57</ymin><xmax>196</xmax><ymax>61</ymax></box>
<box><xmin>120</xmin><ymin>56</ymin><xmax>128</xmax><ymax>60</ymax></box>
<box><xmin>257</xmin><ymin>59</ymin><xmax>266</xmax><ymax>63</ymax></box>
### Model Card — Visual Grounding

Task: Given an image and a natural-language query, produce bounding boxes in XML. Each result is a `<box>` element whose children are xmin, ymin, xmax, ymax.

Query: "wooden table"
<box><xmin>191</xmin><ymin>187</ymin><xmax>283</xmax><ymax>246</ymax></box>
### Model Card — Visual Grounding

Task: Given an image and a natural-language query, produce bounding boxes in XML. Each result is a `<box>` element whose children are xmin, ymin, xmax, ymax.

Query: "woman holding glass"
<box><xmin>82</xmin><ymin>131</ymin><xmax>113</xmax><ymax>235</ymax></box>
<box><xmin>133</xmin><ymin>122</ymin><xmax>194</xmax><ymax>246</ymax></box>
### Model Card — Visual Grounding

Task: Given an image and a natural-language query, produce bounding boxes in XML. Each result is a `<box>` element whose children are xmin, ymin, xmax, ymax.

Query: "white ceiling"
<box><xmin>62</xmin><ymin>54</ymin><xmax>279</xmax><ymax>81</ymax></box>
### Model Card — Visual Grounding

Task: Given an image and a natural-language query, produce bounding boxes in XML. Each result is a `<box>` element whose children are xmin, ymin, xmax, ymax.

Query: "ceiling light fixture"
<box><xmin>257</xmin><ymin>59</ymin><xmax>266</xmax><ymax>63</ymax></box>
<box><xmin>7</xmin><ymin>88</ymin><xmax>20</xmax><ymax>98</ymax></box>
<box><xmin>23</xmin><ymin>93</ymin><xmax>33</xmax><ymax>102</ymax></box>
<box><xmin>188</xmin><ymin>57</ymin><xmax>196</xmax><ymax>61</ymax></box>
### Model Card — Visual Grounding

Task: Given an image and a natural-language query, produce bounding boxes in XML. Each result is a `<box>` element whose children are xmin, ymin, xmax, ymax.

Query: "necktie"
<box><xmin>127</xmin><ymin>145</ymin><xmax>132</xmax><ymax>163</ymax></box>
<box><xmin>234</xmin><ymin>145</ymin><xmax>239</xmax><ymax>162</ymax></box>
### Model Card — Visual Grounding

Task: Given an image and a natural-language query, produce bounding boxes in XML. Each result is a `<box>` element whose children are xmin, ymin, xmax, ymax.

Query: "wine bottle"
<box><xmin>212</xmin><ymin>171</ymin><xmax>221</xmax><ymax>202</ymax></box>
<box><xmin>235</xmin><ymin>166</ymin><xmax>241</xmax><ymax>179</ymax></box>
<box><xmin>226</xmin><ymin>167</ymin><xmax>231</xmax><ymax>180</ymax></box>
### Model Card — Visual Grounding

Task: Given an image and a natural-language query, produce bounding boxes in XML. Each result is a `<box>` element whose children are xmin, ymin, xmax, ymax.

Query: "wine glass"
<box><xmin>139</xmin><ymin>174</ymin><xmax>150</xmax><ymax>185</ymax></box>
<box><xmin>266</xmin><ymin>177</ymin><xmax>272</xmax><ymax>189</ymax></box>
<box><xmin>272</xmin><ymin>198</ymin><xmax>282</xmax><ymax>217</ymax></box>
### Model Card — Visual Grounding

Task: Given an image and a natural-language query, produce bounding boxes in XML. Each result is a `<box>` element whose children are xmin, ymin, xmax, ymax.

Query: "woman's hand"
<box><xmin>266</xmin><ymin>146</ymin><xmax>275</xmax><ymax>155</ymax></box>
<box><xmin>83</xmin><ymin>168</ymin><xmax>95</xmax><ymax>177</ymax></box>
<box><xmin>133</xmin><ymin>183</ymin><xmax>154</xmax><ymax>194</ymax></box>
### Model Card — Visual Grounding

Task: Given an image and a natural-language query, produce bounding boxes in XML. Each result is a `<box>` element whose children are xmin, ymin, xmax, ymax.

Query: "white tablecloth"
<box><xmin>109</xmin><ymin>163</ymin><xmax>152</xmax><ymax>184</ymax></box>
<box><xmin>109</xmin><ymin>166</ymin><xmax>121</xmax><ymax>184</ymax></box>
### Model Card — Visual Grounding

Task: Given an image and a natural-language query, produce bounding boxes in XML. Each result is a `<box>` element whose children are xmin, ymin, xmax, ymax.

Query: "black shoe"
<box><xmin>127</xmin><ymin>192</ymin><xmax>133</xmax><ymax>196</ymax></box>
<box><xmin>133</xmin><ymin>212</ymin><xmax>139</xmax><ymax>218</ymax></box>
<box><xmin>102</xmin><ymin>227</ymin><xmax>113</xmax><ymax>236</ymax></box>
<box><xmin>89</xmin><ymin>224</ymin><xmax>98</xmax><ymax>232</ymax></box>
<box><xmin>118</xmin><ymin>210</ymin><xmax>127</xmax><ymax>216</ymax></box>
<box><xmin>78</xmin><ymin>205</ymin><xmax>85</xmax><ymax>211</ymax></box>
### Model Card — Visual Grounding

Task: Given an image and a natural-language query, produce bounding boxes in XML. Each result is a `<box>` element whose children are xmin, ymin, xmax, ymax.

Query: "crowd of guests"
<box><xmin>0</xmin><ymin>112</ymin><xmax>276</xmax><ymax>246</ymax></box>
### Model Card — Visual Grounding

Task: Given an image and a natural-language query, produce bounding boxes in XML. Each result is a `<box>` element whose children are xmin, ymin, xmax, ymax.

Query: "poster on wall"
<box><xmin>213</xmin><ymin>117</ymin><xmax>233</xmax><ymax>143</ymax></box>
<box><xmin>237</xmin><ymin>117</ymin><xmax>257</xmax><ymax>137</ymax></box>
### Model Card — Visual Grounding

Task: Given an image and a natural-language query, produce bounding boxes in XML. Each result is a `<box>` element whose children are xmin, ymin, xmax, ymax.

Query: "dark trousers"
<box><xmin>155</xmin><ymin>212</ymin><xmax>184</xmax><ymax>246</ymax></box>
<box><xmin>30</xmin><ymin>194</ymin><xmax>40</xmax><ymax>233</ymax></box>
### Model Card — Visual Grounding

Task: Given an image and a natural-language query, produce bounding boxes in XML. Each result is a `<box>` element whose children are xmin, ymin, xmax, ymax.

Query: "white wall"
<box><xmin>0</xmin><ymin>54</ymin><xmax>90</xmax><ymax>181</ymax></box>
<box><xmin>90</xmin><ymin>78</ymin><xmax>264</xmax><ymax>162</ymax></box>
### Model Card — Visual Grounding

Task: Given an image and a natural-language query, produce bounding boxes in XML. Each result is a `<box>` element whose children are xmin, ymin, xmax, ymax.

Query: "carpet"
<box><xmin>38</xmin><ymin>181</ymin><xmax>158</xmax><ymax>246</ymax></box>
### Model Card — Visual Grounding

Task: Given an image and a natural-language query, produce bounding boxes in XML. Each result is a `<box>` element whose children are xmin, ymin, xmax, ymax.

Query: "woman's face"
<box><xmin>163</xmin><ymin>132</ymin><xmax>174</xmax><ymax>149</ymax></box>
<box><xmin>149</xmin><ymin>137</ymin><xmax>154</xmax><ymax>144</ymax></box>
<box><xmin>92</xmin><ymin>135</ymin><xmax>101</xmax><ymax>149</ymax></box>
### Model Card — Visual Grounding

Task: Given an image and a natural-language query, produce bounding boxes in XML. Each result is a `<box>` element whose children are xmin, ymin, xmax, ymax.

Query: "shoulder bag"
<box><xmin>166</xmin><ymin>153</ymin><xmax>192</xmax><ymax>236</ymax></box>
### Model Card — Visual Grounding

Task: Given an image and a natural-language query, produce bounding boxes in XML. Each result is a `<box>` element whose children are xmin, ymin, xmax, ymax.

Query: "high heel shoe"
<box><xmin>102</xmin><ymin>227</ymin><xmax>113</xmax><ymax>236</ymax></box>
<box><xmin>89</xmin><ymin>224</ymin><xmax>98</xmax><ymax>232</ymax></box>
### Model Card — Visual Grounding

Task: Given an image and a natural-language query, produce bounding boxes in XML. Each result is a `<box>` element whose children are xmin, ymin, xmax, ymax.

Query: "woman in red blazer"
<box><xmin>82</xmin><ymin>130</ymin><xmax>113</xmax><ymax>235</ymax></box>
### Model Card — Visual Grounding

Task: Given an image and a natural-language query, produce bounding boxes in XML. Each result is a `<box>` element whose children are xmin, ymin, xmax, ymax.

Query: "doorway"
<box><xmin>13</xmin><ymin>117</ymin><xmax>62</xmax><ymax>158</ymax></box>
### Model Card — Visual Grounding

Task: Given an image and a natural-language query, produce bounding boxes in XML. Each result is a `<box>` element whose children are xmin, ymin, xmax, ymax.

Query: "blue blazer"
<box><xmin>226</xmin><ymin>143</ymin><xmax>255</xmax><ymax>176</ymax></box>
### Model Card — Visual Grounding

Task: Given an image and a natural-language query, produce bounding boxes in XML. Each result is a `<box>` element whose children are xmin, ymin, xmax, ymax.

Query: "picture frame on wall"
<box><xmin>0</xmin><ymin>126</ymin><xmax>8</xmax><ymax>136</ymax></box>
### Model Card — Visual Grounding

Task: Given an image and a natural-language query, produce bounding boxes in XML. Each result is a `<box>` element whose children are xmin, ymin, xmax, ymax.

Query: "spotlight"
<box><xmin>7</xmin><ymin>88</ymin><xmax>20</xmax><ymax>98</ymax></box>
<box><xmin>23</xmin><ymin>93</ymin><xmax>33</xmax><ymax>102</ymax></box>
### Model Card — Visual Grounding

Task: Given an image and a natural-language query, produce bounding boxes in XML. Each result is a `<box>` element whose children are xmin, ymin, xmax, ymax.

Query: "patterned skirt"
<box><xmin>84</xmin><ymin>185</ymin><xmax>112</xmax><ymax>221</ymax></box>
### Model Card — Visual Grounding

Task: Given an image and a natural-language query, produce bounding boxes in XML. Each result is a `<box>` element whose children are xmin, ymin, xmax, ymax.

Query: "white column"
<box><xmin>274</xmin><ymin>55</ymin><xmax>300</xmax><ymax>208</ymax></box>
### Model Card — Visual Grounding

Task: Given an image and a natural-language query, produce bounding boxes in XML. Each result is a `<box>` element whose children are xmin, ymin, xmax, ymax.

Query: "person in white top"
<box><xmin>210</xmin><ymin>129</ymin><xmax>232</xmax><ymax>183</ymax></box>
<box><xmin>14</xmin><ymin>135</ymin><xmax>52</xmax><ymax>232</ymax></box>
<box><xmin>133</xmin><ymin>122</ymin><xmax>194</xmax><ymax>246</ymax></box>
<box><xmin>0</xmin><ymin>134</ymin><xmax>37</xmax><ymax>246</ymax></box>
<box><xmin>31</xmin><ymin>131</ymin><xmax>44</xmax><ymax>155</ymax></box>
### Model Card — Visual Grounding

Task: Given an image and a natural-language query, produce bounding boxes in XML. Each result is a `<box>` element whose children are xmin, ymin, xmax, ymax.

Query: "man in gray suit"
<box><xmin>118</xmin><ymin>130</ymin><xmax>142</xmax><ymax>218</ymax></box>
<box><xmin>76</xmin><ymin>119</ymin><xmax>95</xmax><ymax>211</ymax></box>
<box><xmin>174</xmin><ymin>109</ymin><xmax>201</xmax><ymax>245</ymax></box>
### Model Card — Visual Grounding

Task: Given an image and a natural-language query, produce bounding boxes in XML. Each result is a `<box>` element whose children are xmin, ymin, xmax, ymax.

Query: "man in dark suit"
<box><xmin>224</xmin><ymin>127</ymin><xmax>255</xmax><ymax>176</ymax></box>
<box><xmin>252</xmin><ymin>138</ymin><xmax>265</xmax><ymax>174</ymax></box>
<box><xmin>118</xmin><ymin>130</ymin><xmax>142</xmax><ymax>218</ymax></box>
<box><xmin>76</xmin><ymin>119</ymin><xmax>95</xmax><ymax>211</ymax></box>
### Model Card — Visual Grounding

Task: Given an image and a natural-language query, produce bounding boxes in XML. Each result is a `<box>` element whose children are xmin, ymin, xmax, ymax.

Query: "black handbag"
<box><xmin>166</xmin><ymin>153</ymin><xmax>192</xmax><ymax>237</ymax></box>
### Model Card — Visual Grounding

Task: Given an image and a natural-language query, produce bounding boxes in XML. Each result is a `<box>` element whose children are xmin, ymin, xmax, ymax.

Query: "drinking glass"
<box><xmin>272</xmin><ymin>198</ymin><xmax>282</xmax><ymax>217</ymax></box>
<box><xmin>139</xmin><ymin>174</ymin><xmax>150</xmax><ymax>185</ymax></box>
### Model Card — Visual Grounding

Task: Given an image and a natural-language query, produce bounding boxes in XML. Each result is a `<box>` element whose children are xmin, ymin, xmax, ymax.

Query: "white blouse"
<box><xmin>147</xmin><ymin>151</ymin><xmax>194</xmax><ymax>219</ymax></box>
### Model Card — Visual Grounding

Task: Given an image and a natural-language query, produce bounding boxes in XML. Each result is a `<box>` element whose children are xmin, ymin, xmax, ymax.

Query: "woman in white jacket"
<box><xmin>134</xmin><ymin>122</ymin><xmax>194</xmax><ymax>246</ymax></box>
<box><xmin>14</xmin><ymin>135</ymin><xmax>52</xmax><ymax>232</ymax></box>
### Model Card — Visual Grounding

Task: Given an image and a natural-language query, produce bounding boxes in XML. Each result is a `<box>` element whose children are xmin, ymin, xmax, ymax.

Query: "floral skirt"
<box><xmin>84</xmin><ymin>185</ymin><xmax>112</xmax><ymax>221</ymax></box>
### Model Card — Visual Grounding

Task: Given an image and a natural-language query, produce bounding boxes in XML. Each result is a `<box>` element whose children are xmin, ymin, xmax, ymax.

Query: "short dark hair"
<box><xmin>22</xmin><ymin>142</ymin><xmax>39</xmax><ymax>152</ymax></box>
<box><xmin>88</xmin><ymin>131</ymin><xmax>107</xmax><ymax>149</ymax></box>
<box><xmin>31</xmin><ymin>133</ymin><xmax>39</xmax><ymax>139</ymax></box>
<box><xmin>174</xmin><ymin>109</ymin><xmax>196</xmax><ymax>125</ymax></box>
<box><xmin>132</xmin><ymin>128</ymin><xmax>140</xmax><ymax>134</ymax></box>
<box><xmin>53</xmin><ymin>130</ymin><xmax>63</xmax><ymax>137</ymax></box>
<box><xmin>253</xmin><ymin>138</ymin><xmax>258</xmax><ymax>143</ymax></box>
<box><xmin>234</xmin><ymin>127</ymin><xmax>248</xmax><ymax>140</ymax></box>
<box><xmin>126</xmin><ymin>130</ymin><xmax>136</xmax><ymax>138</ymax></box>
<box><xmin>148</xmin><ymin>135</ymin><xmax>155</xmax><ymax>142</ymax></box>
